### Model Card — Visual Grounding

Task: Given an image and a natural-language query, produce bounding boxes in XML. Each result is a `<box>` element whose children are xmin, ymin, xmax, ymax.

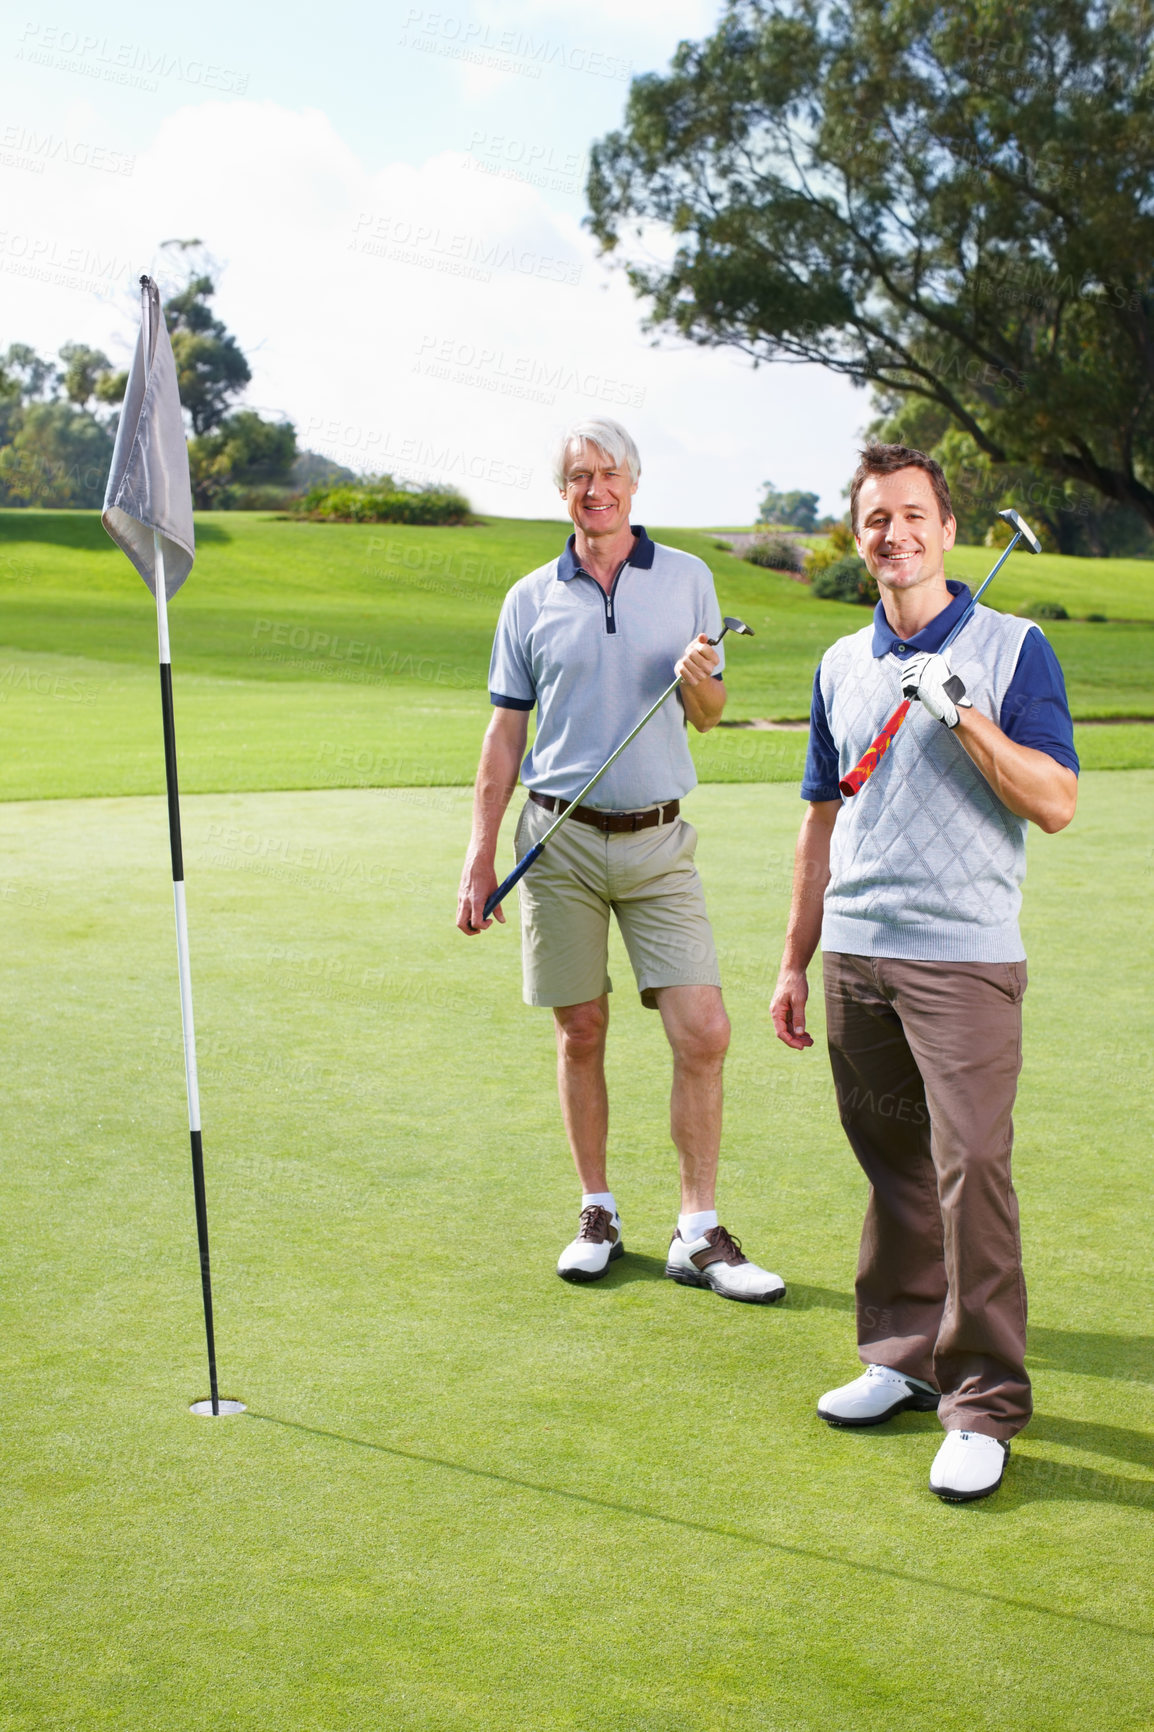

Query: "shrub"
<box><xmin>301</xmin><ymin>475</ymin><xmax>471</xmax><ymax>525</ymax></box>
<box><xmin>1086</xmin><ymin>612</ymin><xmax>1108</xmax><ymax>622</ymax></box>
<box><xmin>812</xmin><ymin>554</ymin><xmax>879</xmax><ymax>605</ymax></box>
<box><xmin>745</xmin><ymin>531</ymin><xmax>806</xmax><ymax>573</ymax></box>
<box><xmin>1023</xmin><ymin>600</ymin><xmax>1070</xmax><ymax>620</ymax></box>
<box><xmin>805</xmin><ymin>520</ymin><xmax>856</xmax><ymax>577</ymax></box>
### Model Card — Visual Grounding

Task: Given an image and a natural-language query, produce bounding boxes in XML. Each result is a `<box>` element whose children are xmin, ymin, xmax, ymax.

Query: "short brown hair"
<box><xmin>849</xmin><ymin>443</ymin><xmax>954</xmax><ymax>533</ymax></box>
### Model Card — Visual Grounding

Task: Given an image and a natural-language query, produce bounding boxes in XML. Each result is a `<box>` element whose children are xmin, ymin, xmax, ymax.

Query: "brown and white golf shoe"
<box><xmin>556</xmin><ymin>1205</ymin><xmax>624</xmax><ymax>1283</ymax></box>
<box><xmin>664</xmin><ymin>1225</ymin><xmax>786</xmax><ymax>1304</ymax></box>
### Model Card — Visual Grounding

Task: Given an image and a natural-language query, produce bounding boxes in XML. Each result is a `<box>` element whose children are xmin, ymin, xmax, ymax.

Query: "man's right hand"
<box><xmin>457</xmin><ymin>853</ymin><xmax>505</xmax><ymax>935</ymax></box>
<box><xmin>771</xmin><ymin>966</ymin><xmax>814</xmax><ymax>1050</ymax></box>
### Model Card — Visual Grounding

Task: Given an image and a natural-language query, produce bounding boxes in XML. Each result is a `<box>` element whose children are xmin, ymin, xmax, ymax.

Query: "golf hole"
<box><xmin>189</xmin><ymin>1398</ymin><xmax>247</xmax><ymax>1417</ymax></box>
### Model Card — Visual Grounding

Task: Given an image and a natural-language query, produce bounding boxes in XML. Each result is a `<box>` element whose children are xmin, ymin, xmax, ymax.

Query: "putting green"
<box><xmin>3</xmin><ymin>779</ymin><xmax>1152</xmax><ymax>1730</ymax></box>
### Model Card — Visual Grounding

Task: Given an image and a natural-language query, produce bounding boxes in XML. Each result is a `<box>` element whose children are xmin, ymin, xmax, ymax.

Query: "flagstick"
<box><xmin>151</xmin><ymin>533</ymin><xmax>228</xmax><ymax>1418</ymax></box>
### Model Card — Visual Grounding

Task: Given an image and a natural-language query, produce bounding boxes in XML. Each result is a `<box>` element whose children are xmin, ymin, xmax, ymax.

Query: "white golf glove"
<box><xmin>900</xmin><ymin>650</ymin><xmax>972</xmax><ymax>729</ymax></box>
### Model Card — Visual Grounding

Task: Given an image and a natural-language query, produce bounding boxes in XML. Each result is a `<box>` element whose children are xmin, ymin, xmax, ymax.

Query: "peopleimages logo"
<box><xmin>350</xmin><ymin>212</ymin><xmax>582</xmax><ymax>289</ymax></box>
<box><xmin>0</xmin><ymin>124</ymin><xmax>135</xmax><ymax>175</ymax></box>
<box><xmin>300</xmin><ymin>415</ymin><xmax>535</xmax><ymax>491</ymax></box>
<box><xmin>398</xmin><ymin>9</ymin><xmax>634</xmax><ymax>82</ymax></box>
<box><xmin>412</xmin><ymin>334</ymin><xmax>645</xmax><ymax>410</ymax></box>
<box><xmin>16</xmin><ymin>22</ymin><xmax>249</xmax><ymax>93</ymax></box>
<box><xmin>0</xmin><ymin>231</ymin><xmax>135</xmax><ymax>296</ymax></box>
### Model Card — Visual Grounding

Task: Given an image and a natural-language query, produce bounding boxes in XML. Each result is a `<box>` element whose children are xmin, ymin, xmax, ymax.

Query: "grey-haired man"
<box><xmin>458</xmin><ymin>418</ymin><xmax>784</xmax><ymax>1302</ymax></box>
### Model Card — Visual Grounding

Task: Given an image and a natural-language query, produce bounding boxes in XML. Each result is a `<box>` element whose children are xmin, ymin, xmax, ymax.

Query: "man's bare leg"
<box><xmin>654</xmin><ymin>984</ymin><xmax>730</xmax><ymax>1211</ymax></box>
<box><xmin>655</xmin><ymin>984</ymin><xmax>783</xmax><ymax>1300</ymax></box>
<box><xmin>553</xmin><ymin>995</ymin><xmax>610</xmax><ymax>1191</ymax></box>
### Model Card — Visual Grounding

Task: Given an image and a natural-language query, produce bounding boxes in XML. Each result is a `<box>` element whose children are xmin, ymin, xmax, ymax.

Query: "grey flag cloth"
<box><xmin>102</xmin><ymin>275</ymin><xmax>195</xmax><ymax>599</ymax></box>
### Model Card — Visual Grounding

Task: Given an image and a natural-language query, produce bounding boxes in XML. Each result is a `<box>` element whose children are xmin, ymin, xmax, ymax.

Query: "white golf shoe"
<box><xmin>930</xmin><ymin>1430</ymin><xmax>1010</xmax><ymax>1502</ymax></box>
<box><xmin>817</xmin><ymin>1363</ymin><xmax>941</xmax><ymax>1428</ymax></box>
<box><xmin>556</xmin><ymin>1205</ymin><xmax>624</xmax><ymax>1283</ymax></box>
<box><xmin>664</xmin><ymin>1225</ymin><xmax>786</xmax><ymax>1304</ymax></box>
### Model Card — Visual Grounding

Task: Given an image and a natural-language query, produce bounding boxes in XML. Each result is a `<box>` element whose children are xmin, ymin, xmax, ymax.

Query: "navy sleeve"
<box><xmin>999</xmin><ymin>628</ymin><xmax>1079</xmax><ymax>774</ymax></box>
<box><xmin>800</xmin><ymin>666</ymin><xmax>842</xmax><ymax>800</ymax></box>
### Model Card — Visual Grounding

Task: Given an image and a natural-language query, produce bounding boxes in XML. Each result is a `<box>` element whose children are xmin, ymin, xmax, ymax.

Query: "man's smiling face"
<box><xmin>854</xmin><ymin>467</ymin><xmax>956</xmax><ymax>595</ymax></box>
<box><xmin>561</xmin><ymin>441</ymin><xmax>637</xmax><ymax>539</ymax></box>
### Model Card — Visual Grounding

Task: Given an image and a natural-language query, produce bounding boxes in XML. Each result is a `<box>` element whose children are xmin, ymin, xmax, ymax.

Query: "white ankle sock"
<box><xmin>582</xmin><ymin>1191</ymin><xmax>617</xmax><ymax>1217</ymax></box>
<box><xmin>678</xmin><ymin>1208</ymin><xmax>718</xmax><ymax>1241</ymax></box>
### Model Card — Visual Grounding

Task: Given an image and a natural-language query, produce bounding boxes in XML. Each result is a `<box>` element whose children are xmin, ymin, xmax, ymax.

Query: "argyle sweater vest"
<box><xmin>820</xmin><ymin>606</ymin><xmax>1039</xmax><ymax>962</ymax></box>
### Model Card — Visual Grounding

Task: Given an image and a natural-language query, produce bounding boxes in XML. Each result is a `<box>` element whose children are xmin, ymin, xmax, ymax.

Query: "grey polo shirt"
<box><xmin>488</xmin><ymin>526</ymin><xmax>725</xmax><ymax>810</ymax></box>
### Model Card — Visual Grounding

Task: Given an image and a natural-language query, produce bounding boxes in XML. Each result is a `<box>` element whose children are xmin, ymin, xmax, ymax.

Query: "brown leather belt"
<box><xmin>529</xmin><ymin>789</ymin><xmax>680</xmax><ymax>834</ymax></box>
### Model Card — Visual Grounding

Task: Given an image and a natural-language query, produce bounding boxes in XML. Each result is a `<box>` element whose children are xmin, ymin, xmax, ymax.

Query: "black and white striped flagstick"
<box><xmin>140</xmin><ymin>283</ymin><xmax>242</xmax><ymax>1420</ymax></box>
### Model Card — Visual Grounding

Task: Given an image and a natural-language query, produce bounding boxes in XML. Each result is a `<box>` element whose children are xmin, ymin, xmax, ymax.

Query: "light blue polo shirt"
<box><xmin>488</xmin><ymin>526</ymin><xmax>725</xmax><ymax>810</ymax></box>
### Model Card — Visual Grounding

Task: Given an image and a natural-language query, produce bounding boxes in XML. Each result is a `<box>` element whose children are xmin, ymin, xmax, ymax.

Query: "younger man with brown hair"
<box><xmin>771</xmin><ymin>444</ymin><xmax>1078</xmax><ymax>1501</ymax></box>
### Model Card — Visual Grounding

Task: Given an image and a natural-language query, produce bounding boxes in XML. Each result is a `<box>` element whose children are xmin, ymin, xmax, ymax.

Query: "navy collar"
<box><xmin>871</xmin><ymin>579</ymin><xmax>972</xmax><ymax>658</ymax></box>
<box><xmin>557</xmin><ymin>525</ymin><xmax>655</xmax><ymax>580</ymax></box>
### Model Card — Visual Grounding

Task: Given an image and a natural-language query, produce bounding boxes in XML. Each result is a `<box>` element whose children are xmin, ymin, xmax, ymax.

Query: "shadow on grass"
<box><xmin>567</xmin><ymin>1257</ymin><xmax>827</xmax><ymax>1297</ymax></box>
<box><xmin>0</xmin><ymin>510</ymin><xmax>233</xmax><ymax>549</ymax></box>
<box><xmin>245</xmin><ymin>1411</ymin><xmax>1154</xmax><ymax>1642</ymax></box>
<box><xmin>1004</xmin><ymin>1452</ymin><xmax>1154</xmax><ymax>1512</ymax></box>
<box><xmin>1029</xmin><ymin>1412</ymin><xmax>1154</xmax><ymax>1473</ymax></box>
<box><xmin>579</xmin><ymin>1251</ymin><xmax>668</xmax><ymax>1290</ymax></box>
<box><xmin>777</xmin><ymin>1284</ymin><xmax>855</xmax><ymax>1313</ymax></box>
<box><xmin>1028</xmin><ymin>1325</ymin><xmax>1154</xmax><ymax>1386</ymax></box>
<box><xmin>762</xmin><ymin>1293</ymin><xmax>1154</xmax><ymax>1389</ymax></box>
<box><xmin>0</xmin><ymin>511</ymin><xmax>119</xmax><ymax>553</ymax></box>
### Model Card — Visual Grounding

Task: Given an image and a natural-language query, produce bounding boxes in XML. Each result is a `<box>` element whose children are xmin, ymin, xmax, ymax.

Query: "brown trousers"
<box><xmin>823</xmin><ymin>952</ymin><xmax>1031</xmax><ymax>1438</ymax></box>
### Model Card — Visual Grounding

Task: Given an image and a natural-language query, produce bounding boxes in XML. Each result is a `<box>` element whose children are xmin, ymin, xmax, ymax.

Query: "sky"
<box><xmin>1</xmin><ymin>0</ymin><xmax>868</xmax><ymax>524</ymax></box>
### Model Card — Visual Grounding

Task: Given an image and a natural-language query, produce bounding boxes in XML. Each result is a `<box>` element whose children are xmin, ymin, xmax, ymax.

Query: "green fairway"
<box><xmin>3</xmin><ymin>778</ymin><xmax>1153</xmax><ymax>1731</ymax></box>
<box><xmin>4</xmin><ymin>504</ymin><xmax>1154</xmax><ymax>1727</ymax></box>
<box><xmin>1</xmin><ymin>511</ymin><xmax>1152</xmax><ymax>803</ymax></box>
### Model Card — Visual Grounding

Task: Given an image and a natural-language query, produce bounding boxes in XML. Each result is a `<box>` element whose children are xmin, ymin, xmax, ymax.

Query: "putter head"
<box><xmin>713</xmin><ymin>615</ymin><xmax>755</xmax><ymax>643</ymax></box>
<box><xmin>997</xmin><ymin>508</ymin><xmax>1041</xmax><ymax>554</ymax></box>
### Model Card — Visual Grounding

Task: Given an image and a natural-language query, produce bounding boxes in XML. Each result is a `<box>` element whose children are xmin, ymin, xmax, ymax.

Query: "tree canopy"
<box><xmin>0</xmin><ymin>343</ymin><xmax>119</xmax><ymax>508</ymax></box>
<box><xmin>188</xmin><ymin>410</ymin><xmax>298</xmax><ymax>509</ymax></box>
<box><xmin>164</xmin><ymin>274</ymin><xmax>252</xmax><ymax>436</ymax></box>
<box><xmin>757</xmin><ymin>480</ymin><xmax>821</xmax><ymax>529</ymax></box>
<box><xmin>0</xmin><ymin>400</ymin><xmax>114</xmax><ymax>509</ymax></box>
<box><xmin>588</xmin><ymin>0</ymin><xmax>1154</xmax><ymax>531</ymax></box>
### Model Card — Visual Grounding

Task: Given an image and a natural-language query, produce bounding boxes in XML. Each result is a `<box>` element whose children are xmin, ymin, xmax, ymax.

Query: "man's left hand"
<box><xmin>900</xmin><ymin>650</ymin><xmax>973</xmax><ymax>729</ymax></box>
<box><xmin>676</xmin><ymin>633</ymin><xmax>720</xmax><ymax>686</ymax></box>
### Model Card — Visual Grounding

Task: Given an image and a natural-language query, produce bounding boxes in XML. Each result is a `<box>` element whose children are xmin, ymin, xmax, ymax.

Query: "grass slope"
<box><xmin>1</xmin><ymin>512</ymin><xmax>1152</xmax><ymax>803</ymax></box>
<box><xmin>3</xmin><ymin>778</ymin><xmax>1153</xmax><ymax>1730</ymax></box>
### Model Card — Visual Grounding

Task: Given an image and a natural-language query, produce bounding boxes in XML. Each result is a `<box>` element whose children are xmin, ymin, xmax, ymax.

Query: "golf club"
<box><xmin>838</xmin><ymin>509</ymin><xmax>1041</xmax><ymax>797</ymax></box>
<box><xmin>482</xmin><ymin>617</ymin><xmax>755</xmax><ymax>921</ymax></box>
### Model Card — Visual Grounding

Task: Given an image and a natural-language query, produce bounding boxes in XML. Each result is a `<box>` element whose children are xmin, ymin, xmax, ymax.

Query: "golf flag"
<box><xmin>103</xmin><ymin>276</ymin><xmax>195</xmax><ymax>598</ymax></box>
<box><xmin>102</xmin><ymin>276</ymin><xmax>239</xmax><ymax>1419</ymax></box>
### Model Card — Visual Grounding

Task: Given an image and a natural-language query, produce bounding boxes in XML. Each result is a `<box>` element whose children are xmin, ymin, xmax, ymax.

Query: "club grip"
<box><xmin>483</xmin><ymin>842</ymin><xmax>545</xmax><ymax>920</ymax></box>
<box><xmin>839</xmin><ymin>698</ymin><xmax>912</xmax><ymax>797</ymax></box>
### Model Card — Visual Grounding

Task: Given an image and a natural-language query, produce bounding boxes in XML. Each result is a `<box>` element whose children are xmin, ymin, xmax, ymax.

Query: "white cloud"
<box><xmin>0</xmin><ymin>97</ymin><xmax>866</xmax><ymax>522</ymax></box>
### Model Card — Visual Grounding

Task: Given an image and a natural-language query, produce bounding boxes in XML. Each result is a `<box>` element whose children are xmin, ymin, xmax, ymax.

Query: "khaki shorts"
<box><xmin>512</xmin><ymin>796</ymin><xmax>721</xmax><ymax>1009</ymax></box>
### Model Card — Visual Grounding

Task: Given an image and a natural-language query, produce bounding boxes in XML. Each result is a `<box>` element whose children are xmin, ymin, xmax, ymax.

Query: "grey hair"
<box><xmin>553</xmin><ymin>419</ymin><xmax>641</xmax><ymax>490</ymax></box>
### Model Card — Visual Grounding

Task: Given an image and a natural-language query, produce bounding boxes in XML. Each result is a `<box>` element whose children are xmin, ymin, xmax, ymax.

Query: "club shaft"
<box><xmin>484</xmin><ymin>625</ymin><xmax>739</xmax><ymax>917</ymax></box>
<box><xmin>940</xmin><ymin>531</ymin><xmax>1021</xmax><ymax>655</ymax></box>
<box><xmin>533</xmin><ymin>673</ymin><xmax>683</xmax><ymax>851</ymax></box>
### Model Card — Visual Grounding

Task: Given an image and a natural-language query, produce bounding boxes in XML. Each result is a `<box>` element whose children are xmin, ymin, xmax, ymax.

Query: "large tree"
<box><xmin>164</xmin><ymin>274</ymin><xmax>251</xmax><ymax>436</ymax></box>
<box><xmin>188</xmin><ymin>410</ymin><xmax>297</xmax><ymax>509</ymax></box>
<box><xmin>758</xmin><ymin>480</ymin><xmax>821</xmax><ymax>529</ymax></box>
<box><xmin>587</xmin><ymin>0</ymin><xmax>1154</xmax><ymax>529</ymax></box>
<box><xmin>0</xmin><ymin>402</ymin><xmax>114</xmax><ymax>508</ymax></box>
